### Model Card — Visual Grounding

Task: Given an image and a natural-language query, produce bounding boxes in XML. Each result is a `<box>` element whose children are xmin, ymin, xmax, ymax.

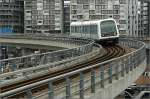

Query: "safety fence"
<box><xmin>0</xmin><ymin>34</ymin><xmax>97</xmax><ymax>74</ymax></box>
<box><xmin>0</xmin><ymin>38</ymin><xmax>146</xmax><ymax>99</ymax></box>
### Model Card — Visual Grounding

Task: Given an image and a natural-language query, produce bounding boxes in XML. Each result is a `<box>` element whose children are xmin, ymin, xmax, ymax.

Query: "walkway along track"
<box><xmin>0</xmin><ymin>44</ymin><xmax>127</xmax><ymax>98</ymax></box>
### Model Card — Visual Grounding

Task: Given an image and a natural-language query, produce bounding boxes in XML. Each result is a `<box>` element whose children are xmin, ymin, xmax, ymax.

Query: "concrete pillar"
<box><xmin>145</xmin><ymin>48</ymin><xmax>150</xmax><ymax>75</ymax></box>
<box><xmin>146</xmin><ymin>49</ymin><xmax>150</xmax><ymax>67</ymax></box>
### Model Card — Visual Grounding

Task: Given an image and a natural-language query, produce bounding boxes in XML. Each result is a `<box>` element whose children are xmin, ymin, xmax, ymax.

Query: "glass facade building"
<box><xmin>0</xmin><ymin>0</ymin><xmax>24</xmax><ymax>33</ymax></box>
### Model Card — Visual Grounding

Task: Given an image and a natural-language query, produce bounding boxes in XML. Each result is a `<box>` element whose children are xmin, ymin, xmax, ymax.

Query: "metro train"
<box><xmin>70</xmin><ymin>18</ymin><xmax>119</xmax><ymax>44</ymax></box>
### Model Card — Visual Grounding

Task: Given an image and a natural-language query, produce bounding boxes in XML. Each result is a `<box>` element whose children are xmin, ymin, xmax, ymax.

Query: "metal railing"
<box><xmin>0</xmin><ymin>34</ymin><xmax>96</xmax><ymax>75</ymax></box>
<box><xmin>132</xmin><ymin>85</ymin><xmax>150</xmax><ymax>99</ymax></box>
<box><xmin>136</xmin><ymin>85</ymin><xmax>150</xmax><ymax>91</ymax></box>
<box><xmin>0</xmin><ymin>44</ymin><xmax>102</xmax><ymax>87</ymax></box>
<box><xmin>0</xmin><ymin>38</ymin><xmax>146</xmax><ymax>99</ymax></box>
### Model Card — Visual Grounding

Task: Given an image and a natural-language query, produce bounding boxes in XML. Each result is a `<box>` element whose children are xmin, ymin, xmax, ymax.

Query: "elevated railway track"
<box><xmin>0</xmin><ymin>35</ymin><xmax>146</xmax><ymax>99</ymax></box>
<box><xmin>0</xmin><ymin>44</ymin><xmax>127</xmax><ymax>98</ymax></box>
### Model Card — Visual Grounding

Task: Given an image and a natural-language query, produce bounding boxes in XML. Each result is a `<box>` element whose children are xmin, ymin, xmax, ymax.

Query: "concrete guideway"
<box><xmin>0</xmin><ymin>45</ymin><xmax>103</xmax><ymax>87</ymax></box>
<box><xmin>0</xmin><ymin>34</ymin><xmax>104</xmax><ymax>87</ymax></box>
<box><xmin>134</xmin><ymin>91</ymin><xmax>150</xmax><ymax>99</ymax></box>
<box><xmin>0</xmin><ymin>36</ymin><xmax>88</xmax><ymax>50</ymax></box>
<box><xmin>0</xmin><ymin>38</ymin><xmax>66</xmax><ymax>50</ymax></box>
<box><xmin>0</xmin><ymin>38</ymin><xmax>147</xmax><ymax>99</ymax></box>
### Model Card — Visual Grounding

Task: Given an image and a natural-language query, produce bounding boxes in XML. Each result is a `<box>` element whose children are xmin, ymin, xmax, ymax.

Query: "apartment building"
<box><xmin>138</xmin><ymin>0</ymin><xmax>150</xmax><ymax>38</ymax></box>
<box><xmin>139</xmin><ymin>0</ymin><xmax>150</xmax><ymax>75</ymax></box>
<box><xmin>127</xmin><ymin>0</ymin><xmax>139</xmax><ymax>37</ymax></box>
<box><xmin>0</xmin><ymin>0</ymin><xmax>24</xmax><ymax>33</ymax></box>
<box><xmin>64</xmin><ymin>0</ymin><xmax>70</xmax><ymax>34</ymax></box>
<box><xmin>24</xmin><ymin>0</ymin><xmax>64</xmax><ymax>34</ymax></box>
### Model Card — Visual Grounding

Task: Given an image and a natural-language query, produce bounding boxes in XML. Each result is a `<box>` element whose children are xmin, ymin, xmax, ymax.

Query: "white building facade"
<box><xmin>24</xmin><ymin>0</ymin><xmax>64</xmax><ymax>34</ymax></box>
<box><xmin>127</xmin><ymin>0</ymin><xmax>139</xmax><ymax>37</ymax></box>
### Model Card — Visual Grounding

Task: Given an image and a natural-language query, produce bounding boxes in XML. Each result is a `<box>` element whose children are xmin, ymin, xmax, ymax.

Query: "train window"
<box><xmin>86</xmin><ymin>25</ymin><xmax>88</xmax><ymax>34</ymax></box>
<box><xmin>89</xmin><ymin>25</ymin><xmax>92</xmax><ymax>34</ymax></box>
<box><xmin>72</xmin><ymin>26</ymin><xmax>75</xmax><ymax>33</ymax></box>
<box><xmin>91</xmin><ymin>25</ymin><xmax>93</xmax><ymax>34</ymax></box>
<box><xmin>101</xmin><ymin>20</ymin><xmax>117</xmax><ymax>37</ymax></box>
<box><xmin>76</xmin><ymin>26</ymin><xmax>77</xmax><ymax>33</ymax></box>
<box><xmin>86</xmin><ymin>25</ymin><xmax>88</xmax><ymax>33</ymax></box>
<box><xmin>82</xmin><ymin>26</ymin><xmax>83</xmax><ymax>33</ymax></box>
<box><xmin>74</xmin><ymin>26</ymin><xmax>75</xmax><ymax>33</ymax></box>
<box><xmin>82</xmin><ymin>25</ymin><xmax>84</xmax><ymax>33</ymax></box>
<box><xmin>75</xmin><ymin>26</ymin><xmax>77</xmax><ymax>33</ymax></box>
<box><xmin>90</xmin><ymin>25</ymin><xmax>97</xmax><ymax>34</ymax></box>
<box><xmin>94</xmin><ymin>25</ymin><xmax>96</xmax><ymax>33</ymax></box>
<box><xmin>85</xmin><ymin>25</ymin><xmax>87</xmax><ymax>33</ymax></box>
<box><xmin>89</xmin><ymin>25</ymin><xmax>91</xmax><ymax>34</ymax></box>
<box><xmin>79</xmin><ymin>26</ymin><xmax>80</xmax><ymax>33</ymax></box>
<box><xmin>89</xmin><ymin>25</ymin><xmax>91</xmax><ymax>33</ymax></box>
<box><xmin>71</xmin><ymin>26</ymin><xmax>73</xmax><ymax>33</ymax></box>
<box><xmin>83</xmin><ymin>25</ymin><xmax>86</xmax><ymax>33</ymax></box>
<box><xmin>72</xmin><ymin>26</ymin><xmax>74</xmax><ymax>33</ymax></box>
<box><xmin>76</xmin><ymin>26</ymin><xmax>79</xmax><ymax>33</ymax></box>
<box><xmin>80</xmin><ymin>26</ymin><xmax>82</xmax><ymax>33</ymax></box>
<box><xmin>72</xmin><ymin>26</ymin><xmax>73</xmax><ymax>33</ymax></box>
<box><xmin>78</xmin><ymin>26</ymin><xmax>81</xmax><ymax>33</ymax></box>
<box><xmin>81</xmin><ymin>26</ymin><xmax>83</xmax><ymax>33</ymax></box>
<box><xmin>87</xmin><ymin>25</ymin><xmax>90</xmax><ymax>34</ymax></box>
<box><xmin>79</xmin><ymin>26</ymin><xmax>81</xmax><ymax>33</ymax></box>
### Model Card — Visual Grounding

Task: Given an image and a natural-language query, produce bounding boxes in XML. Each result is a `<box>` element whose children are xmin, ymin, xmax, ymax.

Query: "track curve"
<box><xmin>0</xmin><ymin>45</ymin><xmax>126</xmax><ymax>95</ymax></box>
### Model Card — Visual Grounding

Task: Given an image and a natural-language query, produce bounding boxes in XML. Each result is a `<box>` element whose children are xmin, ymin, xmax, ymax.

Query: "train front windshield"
<box><xmin>101</xmin><ymin>20</ymin><xmax>117</xmax><ymax>37</ymax></box>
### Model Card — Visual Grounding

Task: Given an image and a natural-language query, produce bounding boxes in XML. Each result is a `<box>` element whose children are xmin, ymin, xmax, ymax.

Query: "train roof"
<box><xmin>71</xmin><ymin>18</ymin><xmax>116</xmax><ymax>26</ymax></box>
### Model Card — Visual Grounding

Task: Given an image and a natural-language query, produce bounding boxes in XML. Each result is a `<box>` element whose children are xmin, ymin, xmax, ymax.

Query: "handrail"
<box><xmin>0</xmin><ymin>38</ymin><xmax>146</xmax><ymax>98</ymax></box>
<box><xmin>0</xmin><ymin>44</ymin><xmax>102</xmax><ymax>82</ymax></box>
<box><xmin>0</xmin><ymin>34</ymin><xmax>97</xmax><ymax>76</ymax></box>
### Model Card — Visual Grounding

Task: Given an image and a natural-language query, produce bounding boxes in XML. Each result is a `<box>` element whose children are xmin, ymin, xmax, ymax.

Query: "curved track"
<box><xmin>1</xmin><ymin>45</ymin><xmax>127</xmax><ymax>98</ymax></box>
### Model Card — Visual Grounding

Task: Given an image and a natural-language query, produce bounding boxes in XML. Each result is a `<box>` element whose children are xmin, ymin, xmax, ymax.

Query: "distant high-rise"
<box><xmin>24</xmin><ymin>0</ymin><xmax>64</xmax><ymax>34</ymax></box>
<box><xmin>0</xmin><ymin>0</ymin><xmax>24</xmax><ymax>33</ymax></box>
<box><xmin>138</xmin><ymin>0</ymin><xmax>150</xmax><ymax>78</ymax></box>
<box><xmin>138</xmin><ymin>0</ymin><xmax>150</xmax><ymax>38</ymax></box>
<box><xmin>127</xmin><ymin>0</ymin><xmax>139</xmax><ymax>37</ymax></box>
<box><xmin>64</xmin><ymin>0</ymin><xmax>70</xmax><ymax>34</ymax></box>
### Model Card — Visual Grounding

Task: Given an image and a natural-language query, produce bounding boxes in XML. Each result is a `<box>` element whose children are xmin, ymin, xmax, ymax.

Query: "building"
<box><xmin>0</xmin><ymin>0</ymin><xmax>24</xmax><ymax>33</ymax></box>
<box><xmin>24</xmin><ymin>0</ymin><xmax>64</xmax><ymax>34</ymax></box>
<box><xmin>127</xmin><ymin>0</ymin><xmax>139</xmax><ymax>37</ymax></box>
<box><xmin>138</xmin><ymin>0</ymin><xmax>150</xmax><ymax>38</ymax></box>
<box><xmin>139</xmin><ymin>0</ymin><xmax>150</xmax><ymax>79</ymax></box>
<box><xmin>138</xmin><ymin>0</ymin><xmax>150</xmax><ymax>67</ymax></box>
<box><xmin>64</xmin><ymin>0</ymin><xmax>70</xmax><ymax>34</ymax></box>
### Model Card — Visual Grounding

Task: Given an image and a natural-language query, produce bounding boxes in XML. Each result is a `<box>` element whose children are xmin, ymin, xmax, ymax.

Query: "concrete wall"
<box><xmin>86</xmin><ymin>60</ymin><xmax>146</xmax><ymax>99</ymax></box>
<box><xmin>0</xmin><ymin>38</ymin><xmax>81</xmax><ymax>50</ymax></box>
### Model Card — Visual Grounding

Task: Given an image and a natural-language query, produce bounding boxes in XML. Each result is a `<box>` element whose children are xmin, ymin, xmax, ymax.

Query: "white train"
<box><xmin>70</xmin><ymin>18</ymin><xmax>119</xmax><ymax>44</ymax></box>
